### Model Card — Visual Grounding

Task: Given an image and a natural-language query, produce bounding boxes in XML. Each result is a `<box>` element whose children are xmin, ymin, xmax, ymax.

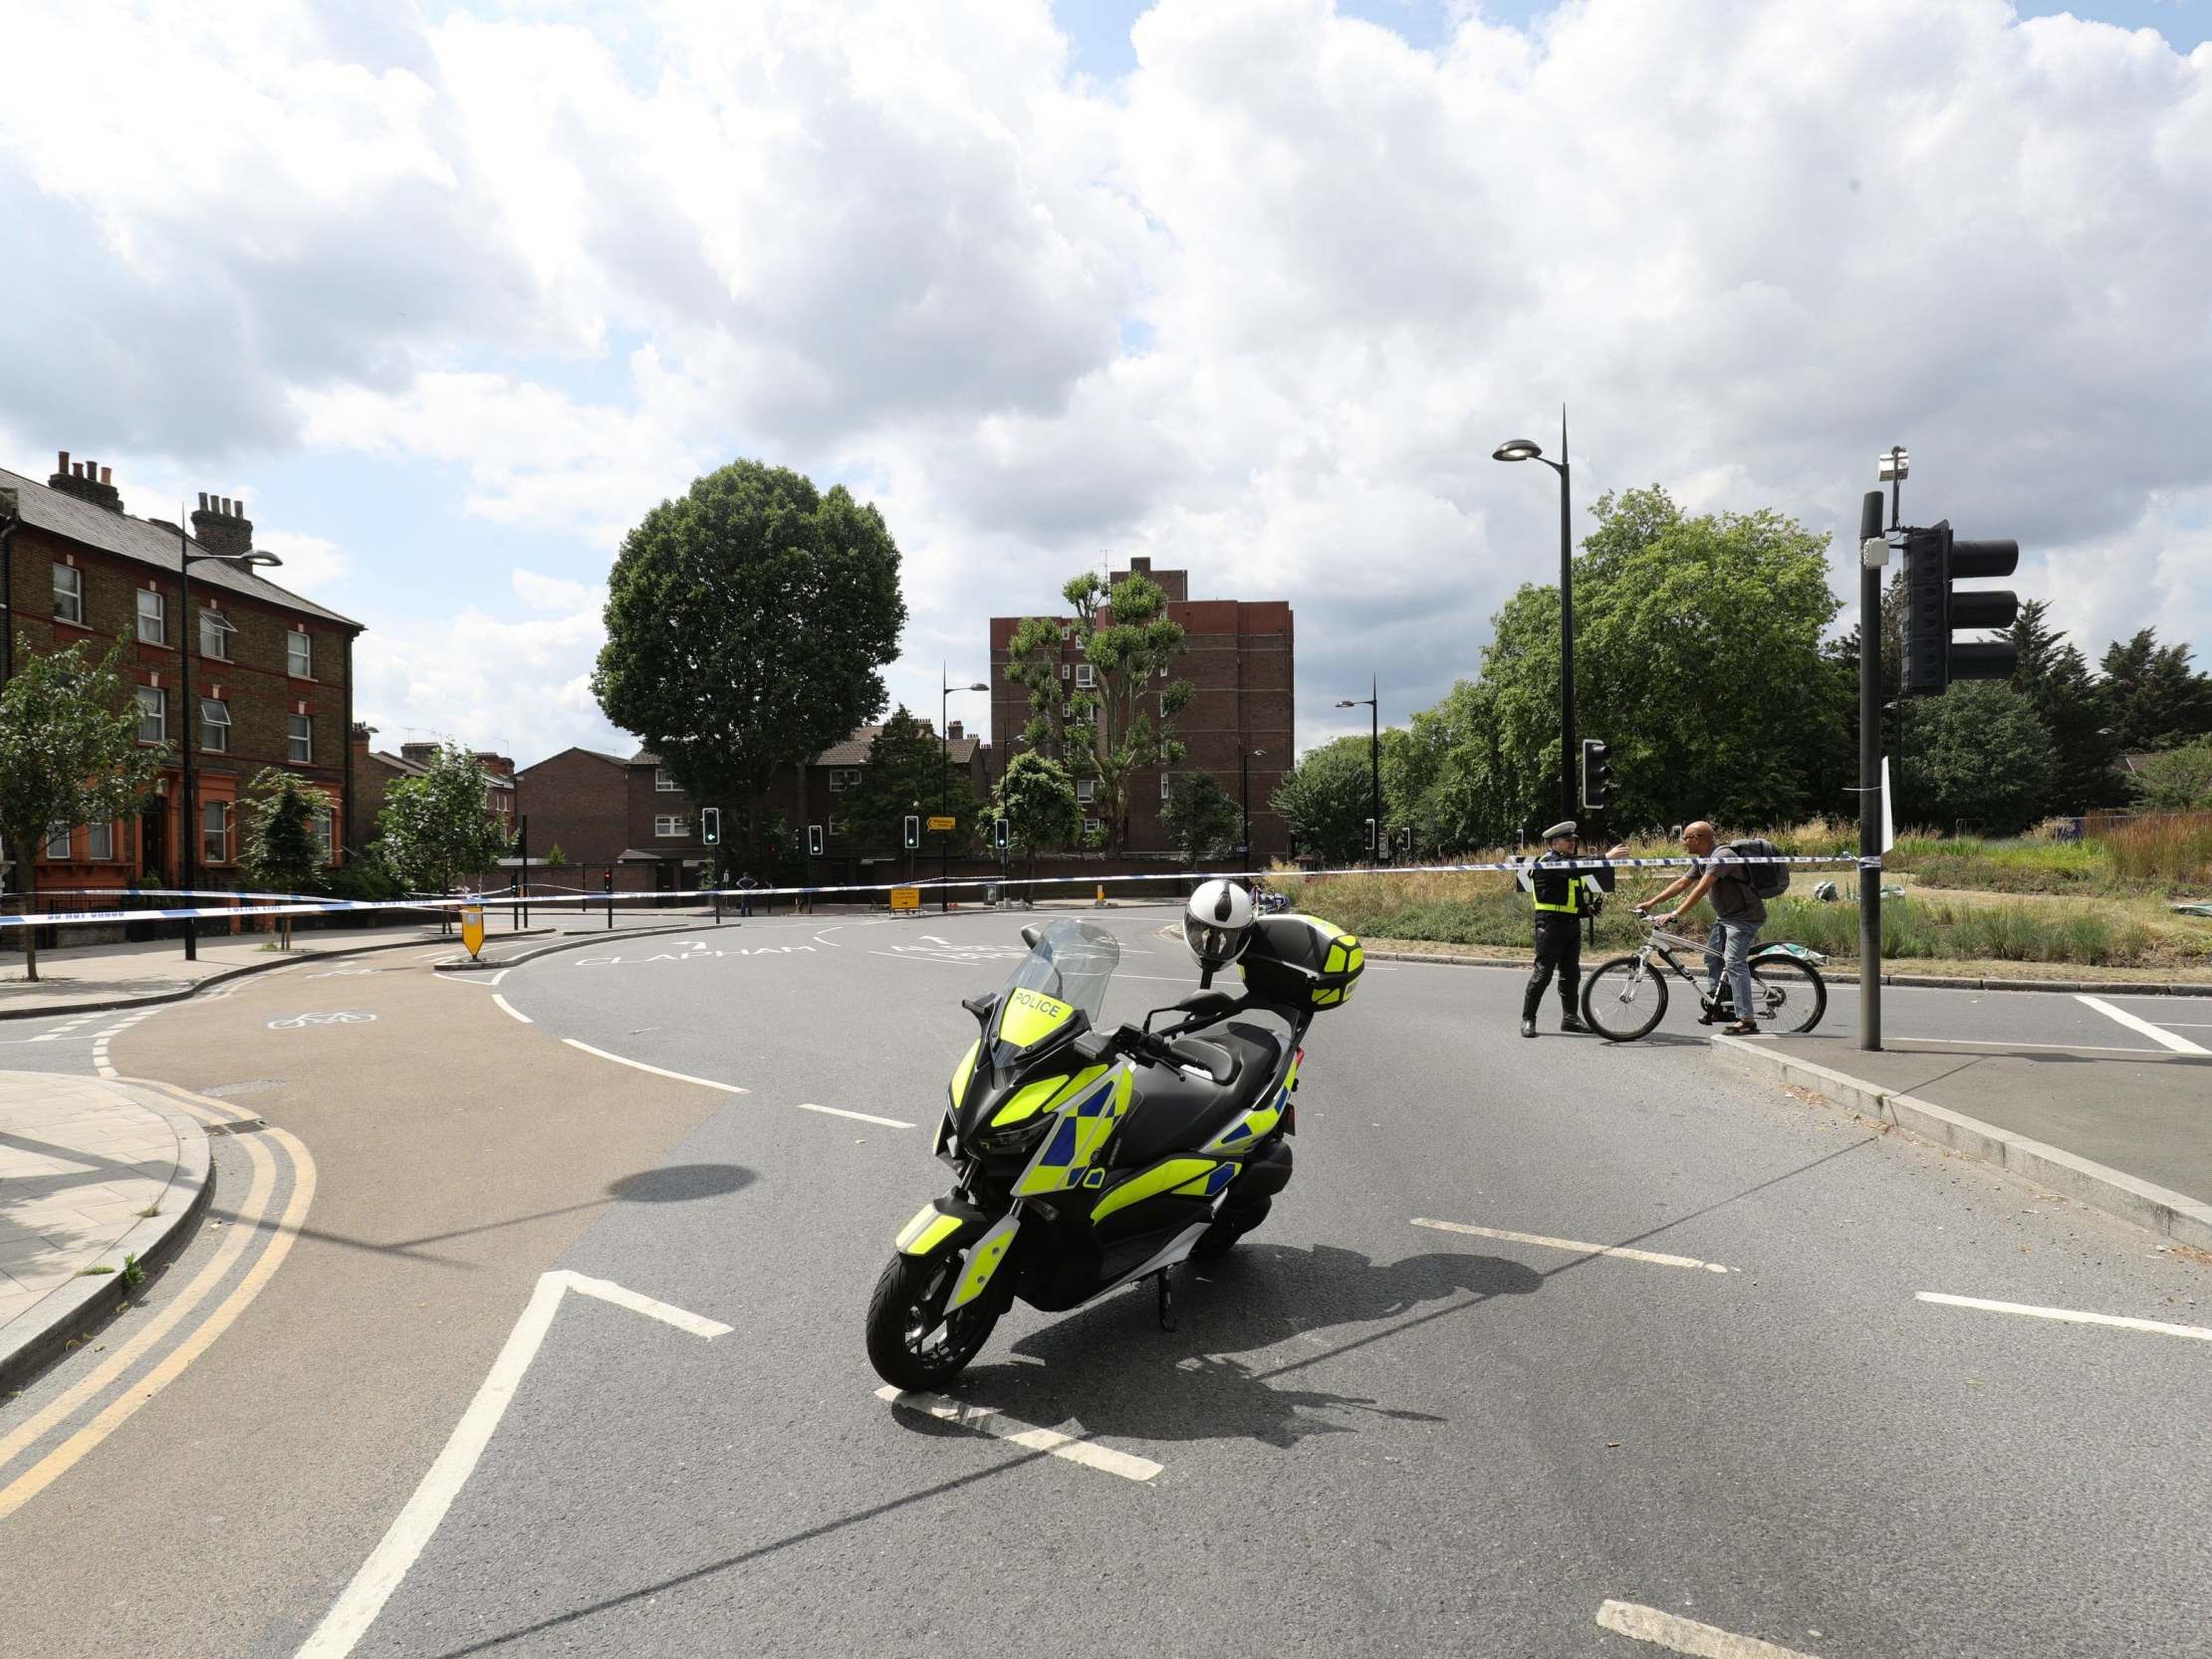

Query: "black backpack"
<box><xmin>1728</xmin><ymin>837</ymin><xmax>1790</xmax><ymax>900</ymax></box>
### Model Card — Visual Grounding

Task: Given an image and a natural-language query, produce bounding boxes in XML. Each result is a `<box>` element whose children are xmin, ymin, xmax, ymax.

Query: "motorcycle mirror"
<box><xmin>1020</xmin><ymin>923</ymin><xmax>1043</xmax><ymax>950</ymax></box>
<box><xmin>1072</xmin><ymin>1028</ymin><xmax>1114</xmax><ymax>1065</ymax></box>
<box><xmin>960</xmin><ymin>993</ymin><xmax>995</xmax><ymax>1025</ymax></box>
<box><xmin>1168</xmin><ymin>1036</ymin><xmax>1236</xmax><ymax>1085</ymax></box>
<box><xmin>1173</xmin><ymin>989</ymin><xmax>1236</xmax><ymax>1020</ymax></box>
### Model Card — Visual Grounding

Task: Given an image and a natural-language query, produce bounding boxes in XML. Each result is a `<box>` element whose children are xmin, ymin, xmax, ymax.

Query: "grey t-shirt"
<box><xmin>1698</xmin><ymin>846</ymin><xmax>1767</xmax><ymax>926</ymax></box>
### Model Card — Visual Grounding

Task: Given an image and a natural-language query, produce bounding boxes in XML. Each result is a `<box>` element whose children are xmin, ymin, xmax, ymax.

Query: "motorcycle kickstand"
<box><xmin>1155</xmin><ymin>1266</ymin><xmax>1177</xmax><ymax>1333</ymax></box>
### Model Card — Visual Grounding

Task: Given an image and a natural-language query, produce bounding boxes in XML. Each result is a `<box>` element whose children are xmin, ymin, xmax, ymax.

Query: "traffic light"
<box><xmin>903</xmin><ymin>814</ymin><xmax>920</xmax><ymax>849</ymax></box>
<box><xmin>1362</xmin><ymin>818</ymin><xmax>1376</xmax><ymax>853</ymax></box>
<box><xmin>993</xmin><ymin>818</ymin><xmax>1009</xmax><ymax>852</ymax></box>
<box><xmin>699</xmin><ymin>807</ymin><xmax>720</xmax><ymax>844</ymax></box>
<box><xmin>1579</xmin><ymin>739</ymin><xmax>1611</xmax><ymax>812</ymax></box>
<box><xmin>807</xmin><ymin>824</ymin><xmax>824</xmax><ymax>857</ymax></box>
<box><xmin>1902</xmin><ymin>520</ymin><xmax>2020</xmax><ymax>696</ymax></box>
<box><xmin>1397</xmin><ymin>826</ymin><xmax>1412</xmax><ymax>855</ymax></box>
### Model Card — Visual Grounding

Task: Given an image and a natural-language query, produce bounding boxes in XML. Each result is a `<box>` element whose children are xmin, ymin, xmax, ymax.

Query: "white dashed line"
<box><xmin>561</xmin><ymin>1040</ymin><xmax>749</xmax><ymax>1093</ymax></box>
<box><xmin>2074</xmin><ymin>995</ymin><xmax>2211</xmax><ymax>1055</ymax></box>
<box><xmin>491</xmin><ymin>995</ymin><xmax>531</xmax><ymax>1025</ymax></box>
<box><xmin>874</xmin><ymin>1387</ymin><xmax>1161</xmax><ymax>1482</ymax></box>
<box><xmin>1596</xmin><ymin>1599</ymin><xmax>1822</xmax><ymax>1658</ymax></box>
<box><xmin>1916</xmin><ymin>1292</ymin><xmax>2212</xmax><ymax>1343</ymax></box>
<box><xmin>796</xmin><ymin>1101</ymin><xmax>915</xmax><ymax>1129</ymax></box>
<box><xmin>1412</xmin><ymin>1217</ymin><xmax>1734</xmax><ymax>1274</ymax></box>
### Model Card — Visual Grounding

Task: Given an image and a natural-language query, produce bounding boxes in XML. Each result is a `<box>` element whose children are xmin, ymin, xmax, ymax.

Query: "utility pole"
<box><xmin>1858</xmin><ymin>461</ymin><xmax>1899</xmax><ymax>1053</ymax></box>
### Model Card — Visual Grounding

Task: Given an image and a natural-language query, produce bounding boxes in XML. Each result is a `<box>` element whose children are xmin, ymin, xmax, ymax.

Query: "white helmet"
<box><xmin>1183</xmin><ymin>879</ymin><xmax>1256</xmax><ymax>971</ymax></box>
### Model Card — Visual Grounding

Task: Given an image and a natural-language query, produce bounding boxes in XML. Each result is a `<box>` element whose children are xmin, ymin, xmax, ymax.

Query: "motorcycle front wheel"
<box><xmin>865</xmin><ymin>1252</ymin><xmax>1003</xmax><ymax>1391</ymax></box>
<box><xmin>1580</xmin><ymin>956</ymin><xmax>1669</xmax><ymax>1042</ymax></box>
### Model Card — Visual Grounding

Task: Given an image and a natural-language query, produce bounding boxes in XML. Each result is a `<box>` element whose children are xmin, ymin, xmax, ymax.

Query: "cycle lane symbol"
<box><xmin>266</xmin><ymin>1011</ymin><xmax>379</xmax><ymax>1031</ymax></box>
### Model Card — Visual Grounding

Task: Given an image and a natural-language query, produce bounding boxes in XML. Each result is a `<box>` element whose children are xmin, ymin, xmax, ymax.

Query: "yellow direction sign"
<box><xmin>461</xmin><ymin>903</ymin><xmax>486</xmax><ymax>958</ymax></box>
<box><xmin>889</xmin><ymin>887</ymin><xmax>921</xmax><ymax>911</ymax></box>
<box><xmin>926</xmin><ymin>815</ymin><xmax>957</xmax><ymax>831</ymax></box>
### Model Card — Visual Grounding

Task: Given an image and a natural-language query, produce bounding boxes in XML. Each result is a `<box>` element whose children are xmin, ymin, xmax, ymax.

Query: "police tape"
<box><xmin>0</xmin><ymin>853</ymin><xmax>1864</xmax><ymax>933</ymax></box>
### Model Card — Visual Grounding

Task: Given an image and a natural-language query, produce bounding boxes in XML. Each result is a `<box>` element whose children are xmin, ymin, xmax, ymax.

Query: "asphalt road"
<box><xmin>3</xmin><ymin>905</ymin><xmax>2209</xmax><ymax>1658</ymax></box>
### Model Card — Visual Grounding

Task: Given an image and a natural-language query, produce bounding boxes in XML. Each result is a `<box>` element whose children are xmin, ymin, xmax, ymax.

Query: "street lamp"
<box><xmin>1493</xmin><ymin>409</ymin><xmax>1576</xmax><ymax>820</ymax></box>
<box><xmin>1334</xmin><ymin>674</ymin><xmax>1380</xmax><ymax>865</ymax></box>
<box><xmin>941</xmin><ymin>667</ymin><xmax>989</xmax><ymax>913</ymax></box>
<box><xmin>1238</xmin><ymin>747</ymin><xmax>1266</xmax><ymax>869</ymax></box>
<box><xmin>172</xmin><ymin>520</ymin><xmax>283</xmax><ymax>961</ymax></box>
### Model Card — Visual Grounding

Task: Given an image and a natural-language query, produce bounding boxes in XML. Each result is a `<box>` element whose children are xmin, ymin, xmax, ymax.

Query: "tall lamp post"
<box><xmin>940</xmin><ymin>667</ymin><xmax>989</xmax><ymax>913</ymax></box>
<box><xmin>1238</xmin><ymin>746</ymin><xmax>1266</xmax><ymax>870</ymax></box>
<box><xmin>1493</xmin><ymin>410</ymin><xmax>1576</xmax><ymax>821</ymax></box>
<box><xmin>1334</xmin><ymin>674</ymin><xmax>1379</xmax><ymax>865</ymax></box>
<box><xmin>172</xmin><ymin>521</ymin><xmax>284</xmax><ymax>961</ymax></box>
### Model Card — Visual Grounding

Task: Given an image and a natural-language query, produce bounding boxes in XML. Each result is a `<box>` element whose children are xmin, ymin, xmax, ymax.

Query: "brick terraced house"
<box><xmin>1</xmin><ymin>452</ymin><xmax>363</xmax><ymax>895</ymax></box>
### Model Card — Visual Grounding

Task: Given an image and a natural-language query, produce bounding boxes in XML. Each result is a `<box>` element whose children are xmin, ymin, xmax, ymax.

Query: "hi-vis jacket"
<box><xmin>1518</xmin><ymin>849</ymin><xmax>1616</xmax><ymax>917</ymax></box>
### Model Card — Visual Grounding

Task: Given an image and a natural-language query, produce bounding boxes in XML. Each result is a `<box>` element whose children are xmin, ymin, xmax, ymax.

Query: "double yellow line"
<box><xmin>0</xmin><ymin>1082</ymin><xmax>318</xmax><ymax>1521</ymax></box>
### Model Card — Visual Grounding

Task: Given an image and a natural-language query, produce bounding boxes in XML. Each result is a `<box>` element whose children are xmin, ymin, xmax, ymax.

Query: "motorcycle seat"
<box><xmin>1111</xmin><ymin>1020</ymin><xmax>1287</xmax><ymax>1169</ymax></box>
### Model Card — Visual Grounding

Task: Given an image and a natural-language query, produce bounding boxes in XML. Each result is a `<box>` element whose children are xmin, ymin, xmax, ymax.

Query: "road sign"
<box><xmin>926</xmin><ymin>815</ymin><xmax>956</xmax><ymax>831</ymax></box>
<box><xmin>461</xmin><ymin>903</ymin><xmax>485</xmax><ymax>959</ymax></box>
<box><xmin>889</xmin><ymin>887</ymin><xmax>921</xmax><ymax>911</ymax></box>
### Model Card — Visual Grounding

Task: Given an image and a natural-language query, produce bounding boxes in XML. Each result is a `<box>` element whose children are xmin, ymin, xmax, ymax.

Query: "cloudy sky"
<box><xmin>4</xmin><ymin>0</ymin><xmax>2208</xmax><ymax>769</ymax></box>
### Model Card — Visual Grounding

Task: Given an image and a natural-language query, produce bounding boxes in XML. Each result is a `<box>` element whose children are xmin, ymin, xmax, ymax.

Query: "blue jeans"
<box><xmin>1705</xmin><ymin>919</ymin><xmax>1759</xmax><ymax>1022</ymax></box>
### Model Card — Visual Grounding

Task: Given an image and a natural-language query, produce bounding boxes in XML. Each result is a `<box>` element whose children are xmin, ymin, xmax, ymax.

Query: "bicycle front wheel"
<box><xmin>1748</xmin><ymin>955</ymin><xmax>1828</xmax><ymax>1035</ymax></box>
<box><xmin>1581</xmin><ymin>956</ymin><xmax>1668</xmax><ymax>1042</ymax></box>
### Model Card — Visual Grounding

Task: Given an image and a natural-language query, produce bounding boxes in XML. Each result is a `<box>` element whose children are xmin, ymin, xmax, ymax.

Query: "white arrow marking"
<box><xmin>295</xmin><ymin>1271</ymin><xmax>729</xmax><ymax>1658</ymax></box>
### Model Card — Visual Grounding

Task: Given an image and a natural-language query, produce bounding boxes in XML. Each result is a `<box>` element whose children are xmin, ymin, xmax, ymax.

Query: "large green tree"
<box><xmin>375</xmin><ymin>745</ymin><xmax>513</xmax><ymax>919</ymax></box>
<box><xmin>1272</xmin><ymin>737</ymin><xmax>1384</xmax><ymax>864</ymax></box>
<box><xmin>0</xmin><ymin>638</ymin><xmax>167</xmax><ymax>980</ymax></box>
<box><xmin>1002</xmin><ymin>569</ymin><xmax>1193</xmax><ymax>852</ymax></box>
<box><xmin>2007</xmin><ymin>600</ymin><xmax>2121</xmax><ymax>813</ymax></box>
<box><xmin>1901</xmin><ymin>681</ymin><xmax>2059</xmax><ymax>834</ymax></box>
<box><xmin>845</xmin><ymin>707</ymin><xmax>983</xmax><ymax>854</ymax></box>
<box><xmin>594</xmin><ymin>460</ymin><xmax>906</xmax><ymax>874</ymax></box>
<box><xmin>237</xmin><ymin>767</ymin><xmax>331</xmax><ymax>950</ymax></box>
<box><xmin>993</xmin><ymin>751</ymin><xmax>1080</xmax><ymax>883</ymax></box>
<box><xmin>2097</xmin><ymin>628</ymin><xmax>2212</xmax><ymax>751</ymax></box>
<box><xmin>2126</xmin><ymin>738</ymin><xmax>2212</xmax><ymax>811</ymax></box>
<box><xmin>1162</xmin><ymin>770</ymin><xmax>1240</xmax><ymax>864</ymax></box>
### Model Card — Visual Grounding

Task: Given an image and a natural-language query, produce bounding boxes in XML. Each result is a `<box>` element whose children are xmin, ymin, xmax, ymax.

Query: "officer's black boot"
<box><xmin>1560</xmin><ymin>1007</ymin><xmax>1589</xmax><ymax>1034</ymax></box>
<box><xmin>1520</xmin><ymin>1015</ymin><xmax>1537</xmax><ymax>1039</ymax></box>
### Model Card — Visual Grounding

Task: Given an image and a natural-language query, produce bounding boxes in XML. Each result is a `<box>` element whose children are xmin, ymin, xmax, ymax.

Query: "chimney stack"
<box><xmin>947</xmin><ymin>720</ymin><xmax>964</xmax><ymax>741</ymax></box>
<box><xmin>189</xmin><ymin>492</ymin><xmax>255</xmax><ymax>560</ymax></box>
<box><xmin>48</xmin><ymin>447</ymin><xmax>123</xmax><ymax>512</ymax></box>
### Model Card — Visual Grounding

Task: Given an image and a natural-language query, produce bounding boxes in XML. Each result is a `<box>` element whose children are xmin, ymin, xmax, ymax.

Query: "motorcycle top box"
<box><xmin>1236</xmin><ymin>913</ymin><xmax>1364</xmax><ymax>1011</ymax></box>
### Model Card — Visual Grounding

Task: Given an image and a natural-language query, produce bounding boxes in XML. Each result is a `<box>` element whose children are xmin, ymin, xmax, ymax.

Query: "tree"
<box><xmin>2006</xmin><ymin>600</ymin><xmax>2121</xmax><ymax>814</ymax></box>
<box><xmin>2097</xmin><ymin>628</ymin><xmax>2212</xmax><ymax>752</ymax></box>
<box><xmin>994</xmin><ymin>751</ymin><xmax>1080</xmax><ymax>883</ymax></box>
<box><xmin>2126</xmin><ymin>739</ymin><xmax>2212</xmax><ymax>811</ymax></box>
<box><xmin>1162</xmin><ymin>770</ymin><xmax>1239</xmax><ymax>865</ymax></box>
<box><xmin>1002</xmin><ymin>569</ymin><xmax>1193</xmax><ymax>852</ymax></box>
<box><xmin>374</xmin><ymin>745</ymin><xmax>513</xmax><ymax>923</ymax></box>
<box><xmin>543</xmin><ymin>842</ymin><xmax>569</xmax><ymax>868</ymax></box>
<box><xmin>593</xmin><ymin>459</ymin><xmax>906</xmax><ymax>880</ymax></box>
<box><xmin>1901</xmin><ymin>681</ymin><xmax>2058</xmax><ymax>835</ymax></box>
<box><xmin>845</xmin><ymin>707</ymin><xmax>984</xmax><ymax>853</ymax></box>
<box><xmin>237</xmin><ymin>768</ymin><xmax>330</xmax><ymax>950</ymax></box>
<box><xmin>0</xmin><ymin>638</ymin><xmax>167</xmax><ymax>980</ymax></box>
<box><xmin>1272</xmin><ymin>738</ymin><xmax>1381</xmax><ymax>864</ymax></box>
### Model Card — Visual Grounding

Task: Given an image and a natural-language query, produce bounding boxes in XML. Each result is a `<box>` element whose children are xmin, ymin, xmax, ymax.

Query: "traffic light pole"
<box><xmin>1858</xmin><ymin>488</ymin><xmax>1885</xmax><ymax>1053</ymax></box>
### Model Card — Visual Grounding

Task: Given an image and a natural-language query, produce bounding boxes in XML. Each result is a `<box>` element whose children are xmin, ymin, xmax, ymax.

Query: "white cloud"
<box><xmin>252</xmin><ymin>529</ymin><xmax>351</xmax><ymax>592</ymax></box>
<box><xmin>6</xmin><ymin>0</ymin><xmax>2211</xmax><ymax>772</ymax></box>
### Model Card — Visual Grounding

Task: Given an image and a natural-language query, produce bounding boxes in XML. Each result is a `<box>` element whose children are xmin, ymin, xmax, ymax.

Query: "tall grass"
<box><xmin>2104</xmin><ymin>815</ymin><xmax>2212</xmax><ymax>889</ymax></box>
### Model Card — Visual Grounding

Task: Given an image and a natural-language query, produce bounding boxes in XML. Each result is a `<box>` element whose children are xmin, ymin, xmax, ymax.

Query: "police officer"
<box><xmin>1518</xmin><ymin>821</ymin><xmax>1624</xmax><ymax>1038</ymax></box>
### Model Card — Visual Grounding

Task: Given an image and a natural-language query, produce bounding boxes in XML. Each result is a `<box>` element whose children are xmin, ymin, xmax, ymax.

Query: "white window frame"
<box><xmin>1083</xmin><ymin>816</ymin><xmax>1102</xmax><ymax>836</ymax></box>
<box><xmin>829</xmin><ymin>767</ymin><xmax>863</xmax><ymax>793</ymax></box>
<box><xmin>89</xmin><ymin>820</ymin><xmax>115</xmax><ymax>861</ymax></box>
<box><xmin>1074</xmin><ymin>662</ymin><xmax>1096</xmax><ymax>688</ymax></box>
<box><xmin>287</xmin><ymin>712</ymin><xmax>313</xmax><ymax>763</ymax></box>
<box><xmin>199</xmin><ymin>607</ymin><xmax>236</xmax><ymax>661</ymax></box>
<box><xmin>136</xmin><ymin>588</ymin><xmax>166</xmax><ymax>645</ymax></box>
<box><xmin>45</xmin><ymin>824</ymin><xmax>73</xmax><ymax>859</ymax></box>
<box><xmin>53</xmin><ymin>563</ymin><xmax>84</xmax><ymax>625</ymax></box>
<box><xmin>313</xmin><ymin>809</ymin><xmax>335</xmax><ymax>863</ymax></box>
<box><xmin>1076</xmin><ymin>778</ymin><xmax>1096</xmax><ymax>803</ymax></box>
<box><xmin>1160</xmin><ymin>773</ymin><xmax>1173</xmax><ymax>799</ymax></box>
<box><xmin>827</xmin><ymin>816</ymin><xmax>848</xmax><ymax>836</ymax></box>
<box><xmin>201</xmin><ymin>800</ymin><xmax>229</xmax><ymax>864</ymax></box>
<box><xmin>136</xmin><ymin>686</ymin><xmax>166</xmax><ymax>745</ymax></box>
<box><xmin>287</xmin><ymin>628</ymin><xmax>313</xmax><ymax>678</ymax></box>
<box><xmin>200</xmin><ymin>697</ymin><xmax>232</xmax><ymax>753</ymax></box>
<box><xmin>655</xmin><ymin>767</ymin><xmax>680</xmax><ymax>792</ymax></box>
<box><xmin>653</xmin><ymin>814</ymin><xmax>689</xmax><ymax>838</ymax></box>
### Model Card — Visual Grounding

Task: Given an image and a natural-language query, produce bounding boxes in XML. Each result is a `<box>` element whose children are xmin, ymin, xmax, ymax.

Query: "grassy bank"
<box><xmin>1270</xmin><ymin>863</ymin><xmax>2212</xmax><ymax>975</ymax></box>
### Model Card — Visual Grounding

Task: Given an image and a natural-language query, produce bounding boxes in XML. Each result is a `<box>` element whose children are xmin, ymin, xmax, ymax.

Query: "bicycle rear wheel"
<box><xmin>1581</xmin><ymin>956</ymin><xmax>1668</xmax><ymax>1042</ymax></box>
<box><xmin>1748</xmin><ymin>955</ymin><xmax>1827</xmax><ymax>1035</ymax></box>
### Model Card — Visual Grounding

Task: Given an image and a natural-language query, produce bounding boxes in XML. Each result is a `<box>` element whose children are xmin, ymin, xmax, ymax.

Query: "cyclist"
<box><xmin>1638</xmin><ymin>821</ymin><xmax>1762</xmax><ymax>1036</ymax></box>
<box><xmin>1517</xmin><ymin>820</ymin><xmax>1626</xmax><ymax>1039</ymax></box>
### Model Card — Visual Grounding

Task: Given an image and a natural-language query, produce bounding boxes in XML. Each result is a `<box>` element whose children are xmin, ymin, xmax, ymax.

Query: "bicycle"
<box><xmin>1578</xmin><ymin>914</ymin><xmax>1829</xmax><ymax>1042</ymax></box>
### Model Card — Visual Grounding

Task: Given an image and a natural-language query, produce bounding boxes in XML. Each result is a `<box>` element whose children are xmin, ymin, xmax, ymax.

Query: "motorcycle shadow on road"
<box><xmin>942</xmin><ymin>1243</ymin><xmax>1542</xmax><ymax>1451</ymax></box>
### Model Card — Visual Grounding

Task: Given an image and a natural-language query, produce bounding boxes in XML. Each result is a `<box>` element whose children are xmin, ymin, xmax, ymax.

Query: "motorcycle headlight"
<box><xmin>974</xmin><ymin>1112</ymin><xmax>1057</xmax><ymax>1155</ymax></box>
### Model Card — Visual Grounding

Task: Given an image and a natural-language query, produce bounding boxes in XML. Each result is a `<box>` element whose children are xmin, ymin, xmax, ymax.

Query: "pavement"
<box><xmin>2</xmin><ymin>905</ymin><xmax>2208</xmax><ymax>1657</ymax></box>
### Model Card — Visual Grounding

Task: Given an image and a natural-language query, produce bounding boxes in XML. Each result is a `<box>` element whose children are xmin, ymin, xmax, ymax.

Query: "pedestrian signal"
<box><xmin>699</xmin><ymin>807</ymin><xmax>721</xmax><ymax>844</ymax></box>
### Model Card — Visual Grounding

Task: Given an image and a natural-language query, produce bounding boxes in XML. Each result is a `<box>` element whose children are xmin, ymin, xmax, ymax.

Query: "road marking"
<box><xmin>1596</xmin><ymin>1599</ymin><xmax>1821</xmax><ymax>1658</ymax></box>
<box><xmin>797</xmin><ymin>1100</ymin><xmax>916</xmax><ymax>1129</ymax></box>
<box><xmin>874</xmin><ymin>1386</ymin><xmax>1161</xmax><ymax>1482</ymax></box>
<box><xmin>491</xmin><ymin>994</ymin><xmax>531</xmax><ymax>1024</ymax></box>
<box><xmin>1888</xmin><ymin>1036</ymin><xmax>2205</xmax><ymax>1058</ymax></box>
<box><xmin>295</xmin><ymin>1272</ymin><xmax>727</xmax><ymax>1658</ymax></box>
<box><xmin>2075</xmin><ymin>994</ymin><xmax>2211</xmax><ymax>1055</ymax></box>
<box><xmin>1916</xmin><ymin>1291</ymin><xmax>2212</xmax><ymax>1343</ymax></box>
<box><xmin>561</xmin><ymin>1040</ymin><xmax>750</xmax><ymax>1093</ymax></box>
<box><xmin>0</xmin><ymin>1102</ymin><xmax>318</xmax><ymax>1520</ymax></box>
<box><xmin>1412</xmin><ymin>1217</ymin><xmax>1733</xmax><ymax>1274</ymax></box>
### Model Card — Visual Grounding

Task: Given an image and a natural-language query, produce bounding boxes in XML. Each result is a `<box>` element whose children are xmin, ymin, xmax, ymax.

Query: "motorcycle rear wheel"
<box><xmin>866</xmin><ymin>1252</ymin><xmax>1003</xmax><ymax>1391</ymax></box>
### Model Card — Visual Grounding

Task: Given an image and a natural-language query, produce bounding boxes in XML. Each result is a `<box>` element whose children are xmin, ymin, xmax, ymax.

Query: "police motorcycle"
<box><xmin>865</xmin><ymin>882</ymin><xmax>1364</xmax><ymax>1391</ymax></box>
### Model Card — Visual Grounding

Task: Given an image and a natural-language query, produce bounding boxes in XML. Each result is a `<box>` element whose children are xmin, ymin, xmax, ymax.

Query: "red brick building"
<box><xmin>2</xmin><ymin>453</ymin><xmax>362</xmax><ymax>893</ymax></box>
<box><xmin>988</xmin><ymin>558</ymin><xmax>1294</xmax><ymax>856</ymax></box>
<box><xmin>346</xmin><ymin>732</ymin><xmax>517</xmax><ymax>854</ymax></box>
